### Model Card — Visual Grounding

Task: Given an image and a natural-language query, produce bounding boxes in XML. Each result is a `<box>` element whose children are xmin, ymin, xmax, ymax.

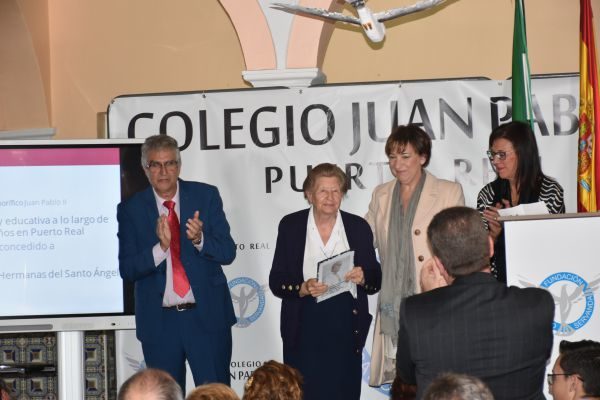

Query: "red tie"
<box><xmin>163</xmin><ymin>200</ymin><xmax>190</xmax><ymax>297</ymax></box>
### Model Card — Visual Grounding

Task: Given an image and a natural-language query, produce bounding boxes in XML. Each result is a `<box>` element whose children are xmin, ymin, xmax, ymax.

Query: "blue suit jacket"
<box><xmin>118</xmin><ymin>179</ymin><xmax>236</xmax><ymax>342</ymax></box>
<box><xmin>269</xmin><ymin>209</ymin><xmax>381</xmax><ymax>350</ymax></box>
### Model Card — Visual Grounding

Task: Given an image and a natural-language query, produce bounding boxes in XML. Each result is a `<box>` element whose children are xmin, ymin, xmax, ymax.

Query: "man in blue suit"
<box><xmin>118</xmin><ymin>135</ymin><xmax>236</xmax><ymax>391</ymax></box>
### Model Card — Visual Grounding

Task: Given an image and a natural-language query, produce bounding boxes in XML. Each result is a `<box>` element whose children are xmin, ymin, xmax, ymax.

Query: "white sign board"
<box><xmin>505</xmin><ymin>213</ymin><xmax>600</xmax><ymax>397</ymax></box>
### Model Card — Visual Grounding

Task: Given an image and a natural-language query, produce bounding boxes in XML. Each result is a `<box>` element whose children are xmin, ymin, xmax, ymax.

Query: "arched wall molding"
<box><xmin>219</xmin><ymin>0</ymin><xmax>339</xmax><ymax>87</ymax></box>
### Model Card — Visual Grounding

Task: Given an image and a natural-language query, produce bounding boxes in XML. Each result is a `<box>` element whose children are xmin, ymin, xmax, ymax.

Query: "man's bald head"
<box><xmin>118</xmin><ymin>368</ymin><xmax>183</xmax><ymax>400</ymax></box>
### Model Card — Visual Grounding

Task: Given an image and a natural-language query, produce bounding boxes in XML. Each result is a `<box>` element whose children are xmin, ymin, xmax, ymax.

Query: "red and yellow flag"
<box><xmin>578</xmin><ymin>0</ymin><xmax>600</xmax><ymax>212</ymax></box>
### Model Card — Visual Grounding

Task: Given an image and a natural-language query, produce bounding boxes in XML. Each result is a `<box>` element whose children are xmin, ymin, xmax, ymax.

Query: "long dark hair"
<box><xmin>489</xmin><ymin>121</ymin><xmax>544</xmax><ymax>202</ymax></box>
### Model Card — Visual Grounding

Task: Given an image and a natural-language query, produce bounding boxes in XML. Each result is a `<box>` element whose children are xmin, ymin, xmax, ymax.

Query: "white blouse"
<box><xmin>302</xmin><ymin>207</ymin><xmax>350</xmax><ymax>280</ymax></box>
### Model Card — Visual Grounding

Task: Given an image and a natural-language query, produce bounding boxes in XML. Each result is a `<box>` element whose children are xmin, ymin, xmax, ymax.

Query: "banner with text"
<box><xmin>109</xmin><ymin>77</ymin><xmax>579</xmax><ymax>398</ymax></box>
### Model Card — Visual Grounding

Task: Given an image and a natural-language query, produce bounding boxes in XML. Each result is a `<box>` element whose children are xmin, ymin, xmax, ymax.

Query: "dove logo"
<box><xmin>124</xmin><ymin>352</ymin><xmax>146</xmax><ymax>372</ymax></box>
<box><xmin>539</xmin><ymin>272</ymin><xmax>598</xmax><ymax>336</ymax></box>
<box><xmin>228</xmin><ymin>277</ymin><xmax>266</xmax><ymax>328</ymax></box>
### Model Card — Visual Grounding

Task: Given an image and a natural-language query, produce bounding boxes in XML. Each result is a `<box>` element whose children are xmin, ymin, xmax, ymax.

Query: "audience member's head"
<box><xmin>550</xmin><ymin>343</ymin><xmax>600</xmax><ymax>400</ymax></box>
<box><xmin>423</xmin><ymin>373</ymin><xmax>494</xmax><ymax>400</ymax></box>
<box><xmin>118</xmin><ymin>368</ymin><xmax>184</xmax><ymax>400</ymax></box>
<box><xmin>186</xmin><ymin>383</ymin><xmax>239</xmax><ymax>400</ymax></box>
<box><xmin>559</xmin><ymin>339</ymin><xmax>600</xmax><ymax>354</ymax></box>
<box><xmin>242</xmin><ymin>360</ymin><xmax>303</xmax><ymax>400</ymax></box>
<box><xmin>427</xmin><ymin>207</ymin><xmax>490</xmax><ymax>278</ymax></box>
<box><xmin>0</xmin><ymin>379</ymin><xmax>14</xmax><ymax>400</ymax></box>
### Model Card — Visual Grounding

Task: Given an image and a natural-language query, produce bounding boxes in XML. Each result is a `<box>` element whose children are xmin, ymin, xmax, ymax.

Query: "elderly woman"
<box><xmin>366</xmin><ymin>125</ymin><xmax>465</xmax><ymax>386</ymax></box>
<box><xmin>269</xmin><ymin>163</ymin><xmax>381</xmax><ymax>400</ymax></box>
<box><xmin>478</xmin><ymin>121</ymin><xmax>564</xmax><ymax>283</ymax></box>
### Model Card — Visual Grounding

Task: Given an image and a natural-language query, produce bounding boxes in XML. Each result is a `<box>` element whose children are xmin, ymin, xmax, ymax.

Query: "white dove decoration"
<box><xmin>271</xmin><ymin>0</ymin><xmax>446</xmax><ymax>43</ymax></box>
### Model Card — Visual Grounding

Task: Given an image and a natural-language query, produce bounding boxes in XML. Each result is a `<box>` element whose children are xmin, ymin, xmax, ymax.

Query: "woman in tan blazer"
<box><xmin>366</xmin><ymin>125</ymin><xmax>464</xmax><ymax>386</ymax></box>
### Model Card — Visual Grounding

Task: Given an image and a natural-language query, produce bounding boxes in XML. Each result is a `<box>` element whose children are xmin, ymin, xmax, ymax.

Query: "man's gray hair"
<box><xmin>141</xmin><ymin>135</ymin><xmax>181</xmax><ymax>168</ymax></box>
<box><xmin>423</xmin><ymin>373</ymin><xmax>494</xmax><ymax>400</ymax></box>
<box><xmin>118</xmin><ymin>368</ymin><xmax>184</xmax><ymax>400</ymax></box>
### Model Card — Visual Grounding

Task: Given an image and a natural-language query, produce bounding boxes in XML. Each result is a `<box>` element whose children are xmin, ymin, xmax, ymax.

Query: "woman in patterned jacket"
<box><xmin>478</xmin><ymin>121</ymin><xmax>564</xmax><ymax>283</ymax></box>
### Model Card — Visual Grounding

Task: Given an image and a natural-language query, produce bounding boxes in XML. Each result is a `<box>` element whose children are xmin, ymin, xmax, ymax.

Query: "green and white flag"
<box><xmin>512</xmin><ymin>0</ymin><xmax>534</xmax><ymax>127</ymax></box>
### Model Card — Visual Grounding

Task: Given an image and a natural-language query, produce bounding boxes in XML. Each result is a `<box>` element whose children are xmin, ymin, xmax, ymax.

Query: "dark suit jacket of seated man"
<box><xmin>118</xmin><ymin>135</ymin><xmax>236</xmax><ymax>391</ymax></box>
<box><xmin>396</xmin><ymin>206</ymin><xmax>554</xmax><ymax>400</ymax></box>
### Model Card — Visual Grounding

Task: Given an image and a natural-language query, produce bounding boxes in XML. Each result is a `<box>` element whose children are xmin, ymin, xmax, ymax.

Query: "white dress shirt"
<box><xmin>302</xmin><ymin>207</ymin><xmax>349</xmax><ymax>280</ymax></box>
<box><xmin>150</xmin><ymin>183</ymin><xmax>201</xmax><ymax>306</ymax></box>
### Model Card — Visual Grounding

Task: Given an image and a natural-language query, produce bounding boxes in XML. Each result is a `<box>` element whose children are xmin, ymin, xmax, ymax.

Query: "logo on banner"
<box><xmin>228</xmin><ymin>277</ymin><xmax>266</xmax><ymax>328</ymax></box>
<box><xmin>522</xmin><ymin>272</ymin><xmax>600</xmax><ymax>336</ymax></box>
<box><xmin>125</xmin><ymin>353</ymin><xmax>146</xmax><ymax>372</ymax></box>
<box><xmin>230</xmin><ymin>360</ymin><xmax>264</xmax><ymax>381</ymax></box>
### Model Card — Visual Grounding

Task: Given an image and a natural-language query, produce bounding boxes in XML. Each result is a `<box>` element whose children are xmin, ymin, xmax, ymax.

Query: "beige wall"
<box><xmin>46</xmin><ymin>0</ymin><xmax>246</xmax><ymax>138</ymax></box>
<box><xmin>19</xmin><ymin>0</ymin><xmax>51</xmax><ymax>116</ymax></box>
<box><xmin>323</xmin><ymin>0</ymin><xmax>584</xmax><ymax>82</ymax></box>
<box><xmin>0</xmin><ymin>0</ymin><xmax>49</xmax><ymax>131</ymax></box>
<box><xmin>3</xmin><ymin>0</ymin><xmax>598</xmax><ymax>138</ymax></box>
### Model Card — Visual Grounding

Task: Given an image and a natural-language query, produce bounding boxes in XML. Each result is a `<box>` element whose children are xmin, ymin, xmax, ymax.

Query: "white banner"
<box><xmin>505</xmin><ymin>213</ymin><xmax>600</xmax><ymax>397</ymax></box>
<box><xmin>109</xmin><ymin>77</ymin><xmax>580</xmax><ymax>398</ymax></box>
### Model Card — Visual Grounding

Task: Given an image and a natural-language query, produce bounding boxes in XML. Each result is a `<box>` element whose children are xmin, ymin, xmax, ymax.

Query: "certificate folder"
<box><xmin>316</xmin><ymin>250</ymin><xmax>356</xmax><ymax>303</ymax></box>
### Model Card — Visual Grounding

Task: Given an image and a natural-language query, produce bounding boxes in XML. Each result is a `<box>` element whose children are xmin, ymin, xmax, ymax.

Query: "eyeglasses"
<box><xmin>547</xmin><ymin>373</ymin><xmax>572</xmax><ymax>386</ymax></box>
<box><xmin>146</xmin><ymin>160</ymin><xmax>179</xmax><ymax>172</ymax></box>
<box><xmin>486</xmin><ymin>150</ymin><xmax>514</xmax><ymax>162</ymax></box>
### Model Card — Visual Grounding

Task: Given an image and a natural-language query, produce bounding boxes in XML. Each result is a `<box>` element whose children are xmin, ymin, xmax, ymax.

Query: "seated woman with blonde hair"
<box><xmin>242</xmin><ymin>360</ymin><xmax>303</xmax><ymax>400</ymax></box>
<box><xmin>186</xmin><ymin>383</ymin><xmax>239</xmax><ymax>400</ymax></box>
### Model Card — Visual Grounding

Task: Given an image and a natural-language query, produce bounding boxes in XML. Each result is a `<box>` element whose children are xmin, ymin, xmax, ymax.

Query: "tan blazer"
<box><xmin>365</xmin><ymin>171</ymin><xmax>464</xmax><ymax>386</ymax></box>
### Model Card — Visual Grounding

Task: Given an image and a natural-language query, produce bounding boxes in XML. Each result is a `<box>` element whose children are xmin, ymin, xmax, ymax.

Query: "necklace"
<box><xmin>320</xmin><ymin>239</ymin><xmax>338</xmax><ymax>259</ymax></box>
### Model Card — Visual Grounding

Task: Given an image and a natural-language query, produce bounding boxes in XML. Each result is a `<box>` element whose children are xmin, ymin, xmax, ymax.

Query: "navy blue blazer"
<box><xmin>118</xmin><ymin>179</ymin><xmax>237</xmax><ymax>342</ymax></box>
<box><xmin>269</xmin><ymin>209</ymin><xmax>381</xmax><ymax>350</ymax></box>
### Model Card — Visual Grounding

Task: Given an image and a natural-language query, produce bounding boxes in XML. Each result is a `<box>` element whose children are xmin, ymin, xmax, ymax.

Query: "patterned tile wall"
<box><xmin>85</xmin><ymin>331</ymin><xmax>116</xmax><ymax>400</ymax></box>
<box><xmin>0</xmin><ymin>331</ymin><xmax>116</xmax><ymax>400</ymax></box>
<box><xmin>0</xmin><ymin>332</ymin><xmax>56</xmax><ymax>400</ymax></box>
